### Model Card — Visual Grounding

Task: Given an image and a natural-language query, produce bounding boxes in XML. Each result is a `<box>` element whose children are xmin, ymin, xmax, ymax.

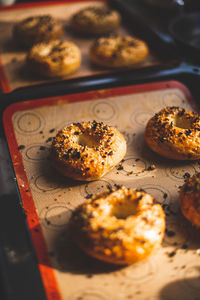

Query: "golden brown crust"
<box><xmin>180</xmin><ymin>173</ymin><xmax>200</xmax><ymax>227</ymax></box>
<box><xmin>90</xmin><ymin>35</ymin><xmax>149</xmax><ymax>68</ymax></box>
<box><xmin>70</xmin><ymin>6</ymin><xmax>121</xmax><ymax>35</ymax></box>
<box><xmin>145</xmin><ymin>106</ymin><xmax>200</xmax><ymax>160</ymax></box>
<box><xmin>27</xmin><ymin>40</ymin><xmax>81</xmax><ymax>78</ymax></box>
<box><xmin>71</xmin><ymin>186</ymin><xmax>165</xmax><ymax>265</ymax></box>
<box><xmin>13</xmin><ymin>15</ymin><xmax>63</xmax><ymax>47</ymax></box>
<box><xmin>50</xmin><ymin>121</ymin><xmax>127</xmax><ymax>181</ymax></box>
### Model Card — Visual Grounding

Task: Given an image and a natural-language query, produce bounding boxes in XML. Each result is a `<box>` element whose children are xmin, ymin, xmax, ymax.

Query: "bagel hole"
<box><xmin>173</xmin><ymin>117</ymin><xmax>192</xmax><ymax>130</ymax></box>
<box><xmin>111</xmin><ymin>202</ymin><xmax>137</xmax><ymax>219</ymax></box>
<box><xmin>78</xmin><ymin>134</ymin><xmax>98</xmax><ymax>148</ymax></box>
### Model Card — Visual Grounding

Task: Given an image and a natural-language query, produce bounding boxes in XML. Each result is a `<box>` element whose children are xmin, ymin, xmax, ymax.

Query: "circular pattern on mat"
<box><xmin>40</xmin><ymin>203</ymin><xmax>72</xmax><ymax>230</ymax></box>
<box><xmin>123</xmin><ymin>258</ymin><xmax>156</xmax><ymax>283</ymax></box>
<box><xmin>14</xmin><ymin>111</ymin><xmax>45</xmax><ymax>134</ymax></box>
<box><xmin>162</xmin><ymin>92</ymin><xmax>185</xmax><ymax>107</ymax></box>
<box><xmin>130</xmin><ymin>110</ymin><xmax>152</xmax><ymax>127</ymax></box>
<box><xmin>143</xmin><ymin>97</ymin><xmax>163</xmax><ymax>112</ymax></box>
<box><xmin>80</xmin><ymin>179</ymin><xmax>114</xmax><ymax>198</ymax></box>
<box><xmin>179</xmin><ymin>261</ymin><xmax>200</xmax><ymax>292</ymax></box>
<box><xmin>142</xmin><ymin>184</ymin><xmax>171</xmax><ymax>206</ymax></box>
<box><xmin>165</xmin><ymin>164</ymin><xmax>196</xmax><ymax>182</ymax></box>
<box><xmin>116</xmin><ymin>156</ymin><xmax>148</xmax><ymax>177</ymax></box>
<box><xmin>163</xmin><ymin>219</ymin><xmax>189</xmax><ymax>247</ymax></box>
<box><xmin>120</xmin><ymin>131</ymin><xmax>132</xmax><ymax>146</ymax></box>
<box><xmin>90</xmin><ymin>101</ymin><xmax>118</xmax><ymax>122</ymax></box>
<box><xmin>22</xmin><ymin>144</ymin><xmax>50</xmax><ymax>162</ymax></box>
<box><xmin>69</xmin><ymin>288</ymin><xmax>111</xmax><ymax>300</ymax></box>
<box><xmin>29</xmin><ymin>172</ymin><xmax>65</xmax><ymax>193</ymax></box>
<box><xmin>116</xmin><ymin>130</ymin><xmax>135</xmax><ymax>150</ymax></box>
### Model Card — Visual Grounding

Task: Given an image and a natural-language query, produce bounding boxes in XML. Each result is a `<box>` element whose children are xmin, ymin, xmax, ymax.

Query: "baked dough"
<box><xmin>180</xmin><ymin>172</ymin><xmax>200</xmax><ymax>227</ymax></box>
<box><xmin>70</xmin><ymin>6</ymin><xmax>121</xmax><ymax>35</ymax></box>
<box><xmin>50</xmin><ymin>121</ymin><xmax>126</xmax><ymax>181</ymax></box>
<box><xmin>27</xmin><ymin>40</ymin><xmax>81</xmax><ymax>78</ymax></box>
<box><xmin>145</xmin><ymin>106</ymin><xmax>200</xmax><ymax>160</ymax></box>
<box><xmin>13</xmin><ymin>15</ymin><xmax>63</xmax><ymax>47</ymax></box>
<box><xmin>71</xmin><ymin>186</ymin><xmax>165</xmax><ymax>264</ymax></box>
<box><xmin>90</xmin><ymin>35</ymin><xmax>149</xmax><ymax>68</ymax></box>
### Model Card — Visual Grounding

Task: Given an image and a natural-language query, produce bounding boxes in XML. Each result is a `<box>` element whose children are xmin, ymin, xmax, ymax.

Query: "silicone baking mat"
<box><xmin>3</xmin><ymin>81</ymin><xmax>200</xmax><ymax>300</ymax></box>
<box><xmin>0</xmin><ymin>0</ymin><xmax>162</xmax><ymax>93</ymax></box>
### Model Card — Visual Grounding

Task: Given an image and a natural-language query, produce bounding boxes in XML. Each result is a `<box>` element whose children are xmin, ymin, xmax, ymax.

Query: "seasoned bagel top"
<box><xmin>71</xmin><ymin>6</ymin><xmax>121</xmax><ymax>34</ymax></box>
<box><xmin>15</xmin><ymin>15</ymin><xmax>56</xmax><ymax>33</ymax></box>
<box><xmin>51</xmin><ymin>121</ymin><xmax>126</xmax><ymax>181</ymax></box>
<box><xmin>145</xmin><ymin>106</ymin><xmax>200</xmax><ymax>160</ymax></box>
<box><xmin>13</xmin><ymin>15</ymin><xmax>63</xmax><ymax>47</ymax></box>
<box><xmin>28</xmin><ymin>40</ymin><xmax>81</xmax><ymax>65</ymax></box>
<box><xmin>179</xmin><ymin>172</ymin><xmax>200</xmax><ymax>227</ymax></box>
<box><xmin>27</xmin><ymin>40</ymin><xmax>81</xmax><ymax>77</ymax></box>
<box><xmin>90</xmin><ymin>35</ymin><xmax>149</xmax><ymax>67</ymax></box>
<box><xmin>71</xmin><ymin>186</ymin><xmax>165</xmax><ymax>264</ymax></box>
<box><xmin>180</xmin><ymin>172</ymin><xmax>200</xmax><ymax>196</ymax></box>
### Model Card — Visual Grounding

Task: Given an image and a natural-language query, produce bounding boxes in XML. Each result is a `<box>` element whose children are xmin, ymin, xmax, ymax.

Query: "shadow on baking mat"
<box><xmin>163</xmin><ymin>214</ymin><xmax>200</xmax><ymax>249</ymax></box>
<box><xmin>159</xmin><ymin>275</ymin><xmax>200</xmax><ymax>300</ymax></box>
<box><xmin>0</xmin><ymin>39</ymin><xmax>21</xmax><ymax>55</ymax></box>
<box><xmin>28</xmin><ymin>165</ymin><xmax>81</xmax><ymax>195</ymax></box>
<box><xmin>0</xmin><ymin>21</ymin><xmax>16</xmax><ymax>53</ymax></box>
<box><xmin>34</xmin><ymin>216</ymin><xmax>123</xmax><ymax>275</ymax></box>
<box><xmin>0</xmin><ymin>20</ymin><xmax>14</xmax><ymax>32</ymax></box>
<box><xmin>14</xmin><ymin>61</ymin><xmax>50</xmax><ymax>82</ymax></box>
<box><xmin>2</xmin><ymin>59</ymin><xmax>30</xmax><ymax>79</ymax></box>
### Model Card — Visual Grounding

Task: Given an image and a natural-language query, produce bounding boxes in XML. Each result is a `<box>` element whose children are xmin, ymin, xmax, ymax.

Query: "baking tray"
<box><xmin>110</xmin><ymin>0</ymin><xmax>180</xmax><ymax>59</ymax></box>
<box><xmin>110</xmin><ymin>0</ymin><xmax>200</xmax><ymax>63</ymax></box>
<box><xmin>3</xmin><ymin>80</ymin><xmax>200</xmax><ymax>300</ymax></box>
<box><xmin>0</xmin><ymin>0</ymin><xmax>179</xmax><ymax>94</ymax></box>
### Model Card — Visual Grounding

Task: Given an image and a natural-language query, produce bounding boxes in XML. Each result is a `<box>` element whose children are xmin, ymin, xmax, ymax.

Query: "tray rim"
<box><xmin>3</xmin><ymin>80</ymin><xmax>193</xmax><ymax>115</ymax></box>
<box><xmin>0</xmin><ymin>0</ymin><xmax>105</xmax><ymax>12</ymax></box>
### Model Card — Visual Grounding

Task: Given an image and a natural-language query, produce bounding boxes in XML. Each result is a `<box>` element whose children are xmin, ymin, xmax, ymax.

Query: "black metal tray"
<box><xmin>1</xmin><ymin>68</ymin><xmax>200</xmax><ymax>300</ymax></box>
<box><xmin>0</xmin><ymin>0</ymin><xmax>189</xmax><ymax>97</ymax></box>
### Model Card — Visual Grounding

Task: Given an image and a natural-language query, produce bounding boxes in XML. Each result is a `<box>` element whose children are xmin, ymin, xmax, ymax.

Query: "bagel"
<box><xmin>13</xmin><ymin>15</ymin><xmax>63</xmax><ymax>48</ymax></box>
<box><xmin>180</xmin><ymin>172</ymin><xmax>200</xmax><ymax>227</ymax></box>
<box><xmin>145</xmin><ymin>106</ymin><xmax>200</xmax><ymax>160</ymax></box>
<box><xmin>50</xmin><ymin>121</ymin><xmax>127</xmax><ymax>181</ymax></box>
<box><xmin>90</xmin><ymin>35</ymin><xmax>149</xmax><ymax>68</ymax></box>
<box><xmin>70</xmin><ymin>6</ymin><xmax>121</xmax><ymax>35</ymax></box>
<box><xmin>71</xmin><ymin>186</ymin><xmax>165</xmax><ymax>265</ymax></box>
<box><xmin>27</xmin><ymin>40</ymin><xmax>81</xmax><ymax>78</ymax></box>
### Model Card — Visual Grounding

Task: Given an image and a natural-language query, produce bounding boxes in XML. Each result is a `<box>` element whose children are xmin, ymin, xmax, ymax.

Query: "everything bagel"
<box><xmin>90</xmin><ymin>35</ymin><xmax>149</xmax><ymax>68</ymax></box>
<box><xmin>50</xmin><ymin>121</ymin><xmax>126</xmax><ymax>181</ymax></box>
<box><xmin>180</xmin><ymin>172</ymin><xmax>200</xmax><ymax>227</ymax></box>
<box><xmin>145</xmin><ymin>106</ymin><xmax>200</xmax><ymax>160</ymax></box>
<box><xmin>13</xmin><ymin>15</ymin><xmax>63</xmax><ymax>47</ymax></box>
<box><xmin>70</xmin><ymin>6</ymin><xmax>121</xmax><ymax>35</ymax></box>
<box><xmin>71</xmin><ymin>186</ymin><xmax>165</xmax><ymax>265</ymax></box>
<box><xmin>27</xmin><ymin>40</ymin><xmax>81</xmax><ymax>78</ymax></box>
